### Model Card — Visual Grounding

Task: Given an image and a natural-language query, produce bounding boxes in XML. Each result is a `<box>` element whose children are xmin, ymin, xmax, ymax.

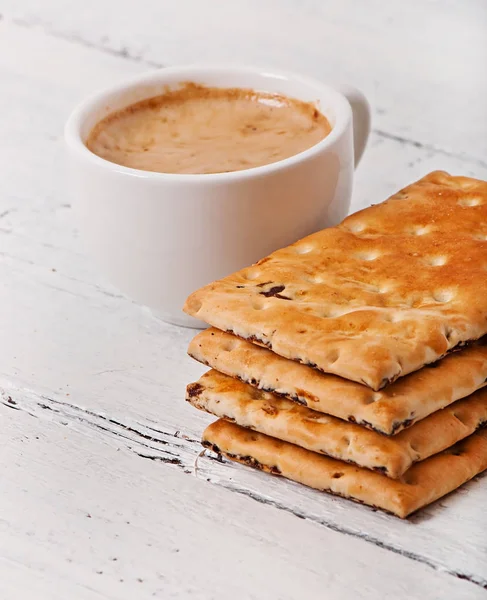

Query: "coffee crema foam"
<box><xmin>86</xmin><ymin>83</ymin><xmax>331</xmax><ymax>174</ymax></box>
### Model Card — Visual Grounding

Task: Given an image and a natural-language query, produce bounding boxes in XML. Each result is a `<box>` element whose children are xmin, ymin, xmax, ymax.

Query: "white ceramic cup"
<box><xmin>65</xmin><ymin>65</ymin><xmax>370</xmax><ymax>328</ymax></box>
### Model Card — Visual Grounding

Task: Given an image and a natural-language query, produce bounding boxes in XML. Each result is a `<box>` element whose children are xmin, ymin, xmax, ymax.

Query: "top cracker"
<box><xmin>184</xmin><ymin>172</ymin><xmax>487</xmax><ymax>390</ymax></box>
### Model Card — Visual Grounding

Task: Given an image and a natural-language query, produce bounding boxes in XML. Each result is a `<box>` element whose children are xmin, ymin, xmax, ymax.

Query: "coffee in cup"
<box><xmin>86</xmin><ymin>83</ymin><xmax>331</xmax><ymax>174</ymax></box>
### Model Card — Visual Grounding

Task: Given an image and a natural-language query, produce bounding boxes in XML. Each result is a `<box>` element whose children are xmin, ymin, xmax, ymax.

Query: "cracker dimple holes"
<box><xmin>402</xmin><ymin>473</ymin><xmax>416</xmax><ymax>485</ymax></box>
<box><xmin>473</xmin><ymin>233</ymin><xmax>487</xmax><ymax>241</ymax></box>
<box><xmin>327</xmin><ymin>349</ymin><xmax>340</xmax><ymax>364</ymax></box>
<box><xmin>326</xmin><ymin>306</ymin><xmax>353</xmax><ymax>318</ymax></box>
<box><xmin>349</xmin><ymin>221</ymin><xmax>366</xmax><ymax>233</ymax></box>
<box><xmin>187</xmin><ymin>298</ymin><xmax>202</xmax><ymax>313</ymax></box>
<box><xmin>332</xmin><ymin>472</ymin><xmax>344</xmax><ymax>479</ymax></box>
<box><xmin>306</xmin><ymin>274</ymin><xmax>324</xmax><ymax>284</ymax></box>
<box><xmin>320</xmin><ymin>310</ymin><xmax>333</xmax><ymax>318</ymax></box>
<box><xmin>444</xmin><ymin>326</ymin><xmax>454</xmax><ymax>343</ymax></box>
<box><xmin>244</xmin><ymin>269</ymin><xmax>260</xmax><ymax>281</ymax></box>
<box><xmin>433</xmin><ymin>289</ymin><xmax>455</xmax><ymax>303</ymax></box>
<box><xmin>408</xmin><ymin>442</ymin><xmax>420</xmax><ymax>453</ymax></box>
<box><xmin>355</xmin><ymin>250</ymin><xmax>381</xmax><ymax>261</ymax></box>
<box><xmin>319</xmin><ymin>306</ymin><xmax>341</xmax><ymax>318</ymax></box>
<box><xmin>424</xmin><ymin>255</ymin><xmax>447</xmax><ymax>267</ymax></box>
<box><xmin>452</xmin><ymin>411</ymin><xmax>468</xmax><ymax>426</ymax></box>
<box><xmin>364</xmin><ymin>392</ymin><xmax>381</xmax><ymax>405</ymax></box>
<box><xmin>458</xmin><ymin>196</ymin><xmax>483</xmax><ymax>207</ymax></box>
<box><xmin>222</xmin><ymin>338</ymin><xmax>239</xmax><ymax>352</ymax></box>
<box><xmin>409</xmin><ymin>225</ymin><xmax>431</xmax><ymax>236</ymax></box>
<box><xmin>383</xmin><ymin>311</ymin><xmax>403</xmax><ymax>323</ymax></box>
<box><xmin>295</xmin><ymin>243</ymin><xmax>315</xmax><ymax>255</ymax></box>
<box><xmin>251</xmin><ymin>298</ymin><xmax>269</xmax><ymax>311</ymax></box>
<box><xmin>457</xmin><ymin>179</ymin><xmax>479</xmax><ymax>190</ymax></box>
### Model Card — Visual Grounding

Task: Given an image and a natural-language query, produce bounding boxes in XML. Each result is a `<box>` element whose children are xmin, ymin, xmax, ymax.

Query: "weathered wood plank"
<box><xmin>3</xmin><ymin>379</ymin><xmax>486</xmax><ymax>589</ymax></box>
<box><xmin>4</xmin><ymin>407</ymin><xmax>484</xmax><ymax>600</ymax></box>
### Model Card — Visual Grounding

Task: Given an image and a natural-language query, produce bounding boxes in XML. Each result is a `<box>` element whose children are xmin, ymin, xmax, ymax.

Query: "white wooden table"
<box><xmin>1</xmin><ymin>2</ymin><xmax>486</xmax><ymax>598</ymax></box>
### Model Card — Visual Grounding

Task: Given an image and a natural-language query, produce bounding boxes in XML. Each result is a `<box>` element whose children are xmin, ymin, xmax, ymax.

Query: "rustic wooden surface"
<box><xmin>0</xmin><ymin>1</ymin><xmax>486</xmax><ymax>598</ymax></box>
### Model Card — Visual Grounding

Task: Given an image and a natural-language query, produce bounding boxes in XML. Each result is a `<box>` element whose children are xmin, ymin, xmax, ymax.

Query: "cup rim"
<box><xmin>64</xmin><ymin>64</ymin><xmax>352</xmax><ymax>182</ymax></box>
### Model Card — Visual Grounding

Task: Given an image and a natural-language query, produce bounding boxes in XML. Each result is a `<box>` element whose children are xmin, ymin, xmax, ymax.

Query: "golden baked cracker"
<box><xmin>188</xmin><ymin>370</ymin><xmax>487</xmax><ymax>478</ymax></box>
<box><xmin>185</xmin><ymin>172</ymin><xmax>487</xmax><ymax>390</ymax></box>
<box><xmin>188</xmin><ymin>328</ymin><xmax>487</xmax><ymax>434</ymax></box>
<box><xmin>202</xmin><ymin>419</ymin><xmax>487</xmax><ymax>518</ymax></box>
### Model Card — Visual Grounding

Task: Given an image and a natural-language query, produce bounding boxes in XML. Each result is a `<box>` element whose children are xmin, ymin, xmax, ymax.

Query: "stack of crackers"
<box><xmin>183</xmin><ymin>171</ymin><xmax>487</xmax><ymax>518</ymax></box>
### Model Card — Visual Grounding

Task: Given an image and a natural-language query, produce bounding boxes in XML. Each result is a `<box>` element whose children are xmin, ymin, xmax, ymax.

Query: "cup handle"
<box><xmin>336</xmin><ymin>84</ymin><xmax>371</xmax><ymax>167</ymax></box>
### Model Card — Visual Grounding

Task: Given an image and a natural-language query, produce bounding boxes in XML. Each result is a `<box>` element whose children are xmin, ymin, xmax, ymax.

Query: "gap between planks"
<box><xmin>1</xmin><ymin>381</ymin><xmax>485</xmax><ymax>590</ymax></box>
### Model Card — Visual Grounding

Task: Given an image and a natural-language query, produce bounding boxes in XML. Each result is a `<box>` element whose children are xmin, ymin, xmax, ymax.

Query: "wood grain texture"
<box><xmin>0</xmin><ymin>2</ymin><xmax>486</xmax><ymax>597</ymax></box>
<box><xmin>3</xmin><ymin>405</ymin><xmax>485</xmax><ymax>600</ymax></box>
